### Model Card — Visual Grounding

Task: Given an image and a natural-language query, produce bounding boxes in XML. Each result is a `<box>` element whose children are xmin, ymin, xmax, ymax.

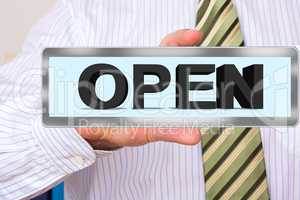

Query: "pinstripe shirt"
<box><xmin>0</xmin><ymin>0</ymin><xmax>299</xmax><ymax>199</ymax></box>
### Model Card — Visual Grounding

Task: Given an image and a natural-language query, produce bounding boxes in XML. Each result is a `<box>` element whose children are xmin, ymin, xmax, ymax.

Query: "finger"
<box><xmin>102</xmin><ymin>127</ymin><xmax>149</xmax><ymax>146</ymax></box>
<box><xmin>76</xmin><ymin>127</ymin><xmax>110</xmax><ymax>141</ymax></box>
<box><xmin>145</xmin><ymin>128</ymin><xmax>201</xmax><ymax>145</ymax></box>
<box><xmin>160</xmin><ymin>29</ymin><xmax>204</xmax><ymax>47</ymax></box>
<box><xmin>103</xmin><ymin>128</ymin><xmax>201</xmax><ymax>146</ymax></box>
<box><xmin>77</xmin><ymin>127</ymin><xmax>201</xmax><ymax>146</ymax></box>
<box><xmin>77</xmin><ymin>127</ymin><xmax>149</xmax><ymax>146</ymax></box>
<box><xmin>87</xmin><ymin>139</ymin><xmax>124</xmax><ymax>151</ymax></box>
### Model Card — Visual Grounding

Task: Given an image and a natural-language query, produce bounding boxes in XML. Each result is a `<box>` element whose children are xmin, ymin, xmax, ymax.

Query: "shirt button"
<box><xmin>71</xmin><ymin>156</ymin><xmax>85</xmax><ymax>166</ymax></box>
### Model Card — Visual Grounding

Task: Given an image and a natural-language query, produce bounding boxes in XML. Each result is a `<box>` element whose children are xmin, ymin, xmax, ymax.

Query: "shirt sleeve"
<box><xmin>0</xmin><ymin>1</ymin><xmax>107</xmax><ymax>199</ymax></box>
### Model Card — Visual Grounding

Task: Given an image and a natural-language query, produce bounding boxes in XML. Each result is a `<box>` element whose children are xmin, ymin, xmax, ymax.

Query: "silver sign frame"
<box><xmin>42</xmin><ymin>47</ymin><xmax>298</xmax><ymax>127</ymax></box>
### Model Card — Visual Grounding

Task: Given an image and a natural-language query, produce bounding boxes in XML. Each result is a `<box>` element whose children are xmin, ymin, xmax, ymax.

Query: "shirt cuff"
<box><xmin>32</xmin><ymin>118</ymin><xmax>97</xmax><ymax>175</ymax></box>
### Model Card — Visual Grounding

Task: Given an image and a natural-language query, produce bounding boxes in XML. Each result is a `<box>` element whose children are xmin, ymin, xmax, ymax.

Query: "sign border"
<box><xmin>42</xmin><ymin>47</ymin><xmax>299</xmax><ymax>127</ymax></box>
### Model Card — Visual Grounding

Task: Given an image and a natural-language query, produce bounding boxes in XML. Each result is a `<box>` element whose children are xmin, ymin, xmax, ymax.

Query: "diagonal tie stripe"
<box><xmin>247</xmin><ymin>178</ymin><xmax>269</xmax><ymax>200</ymax></box>
<box><xmin>202</xmin><ymin>128</ymin><xmax>269</xmax><ymax>200</ymax></box>
<box><xmin>196</xmin><ymin>0</ymin><xmax>244</xmax><ymax>47</ymax></box>
<box><xmin>205</xmin><ymin>128</ymin><xmax>254</xmax><ymax>180</ymax></box>
<box><xmin>212</xmin><ymin>143</ymin><xmax>264</xmax><ymax>199</ymax></box>
<box><xmin>205</xmin><ymin>128</ymin><xmax>258</xmax><ymax>191</ymax></box>
<box><xmin>195</xmin><ymin>0</ymin><xmax>269</xmax><ymax>199</ymax></box>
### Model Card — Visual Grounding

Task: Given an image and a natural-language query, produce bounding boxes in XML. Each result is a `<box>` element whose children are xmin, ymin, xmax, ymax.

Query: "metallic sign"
<box><xmin>42</xmin><ymin>47</ymin><xmax>298</xmax><ymax>127</ymax></box>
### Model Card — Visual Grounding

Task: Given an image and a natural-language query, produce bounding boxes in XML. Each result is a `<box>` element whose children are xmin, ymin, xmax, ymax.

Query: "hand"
<box><xmin>77</xmin><ymin>29</ymin><xmax>204</xmax><ymax>150</ymax></box>
<box><xmin>160</xmin><ymin>29</ymin><xmax>203</xmax><ymax>46</ymax></box>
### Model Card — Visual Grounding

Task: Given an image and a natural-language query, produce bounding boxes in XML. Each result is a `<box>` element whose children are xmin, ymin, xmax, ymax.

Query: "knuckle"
<box><xmin>186</xmin><ymin>131</ymin><xmax>201</xmax><ymax>145</ymax></box>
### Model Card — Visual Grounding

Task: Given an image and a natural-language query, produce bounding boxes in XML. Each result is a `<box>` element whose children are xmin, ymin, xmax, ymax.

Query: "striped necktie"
<box><xmin>195</xmin><ymin>0</ymin><xmax>270</xmax><ymax>199</ymax></box>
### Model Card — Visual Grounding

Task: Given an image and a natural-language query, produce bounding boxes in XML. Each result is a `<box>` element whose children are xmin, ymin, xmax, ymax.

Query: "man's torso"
<box><xmin>63</xmin><ymin>0</ymin><xmax>300</xmax><ymax>199</ymax></box>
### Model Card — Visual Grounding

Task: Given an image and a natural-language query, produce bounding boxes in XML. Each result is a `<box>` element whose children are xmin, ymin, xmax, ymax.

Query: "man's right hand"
<box><xmin>76</xmin><ymin>127</ymin><xmax>201</xmax><ymax>150</ymax></box>
<box><xmin>77</xmin><ymin>29</ymin><xmax>203</xmax><ymax>150</ymax></box>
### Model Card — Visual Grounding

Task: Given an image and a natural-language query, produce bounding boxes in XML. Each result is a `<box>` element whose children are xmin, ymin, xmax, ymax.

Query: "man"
<box><xmin>0</xmin><ymin>0</ymin><xmax>299</xmax><ymax>199</ymax></box>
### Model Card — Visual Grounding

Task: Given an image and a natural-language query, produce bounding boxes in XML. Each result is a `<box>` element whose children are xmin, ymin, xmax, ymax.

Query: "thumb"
<box><xmin>160</xmin><ymin>29</ymin><xmax>204</xmax><ymax>47</ymax></box>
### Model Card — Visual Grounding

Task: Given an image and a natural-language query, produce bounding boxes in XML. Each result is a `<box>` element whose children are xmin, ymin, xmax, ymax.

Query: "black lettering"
<box><xmin>133</xmin><ymin>64</ymin><xmax>170</xmax><ymax>109</ymax></box>
<box><xmin>78</xmin><ymin>64</ymin><xmax>128</xmax><ymax>109</ymax></box>
<box><xmin>217</xmin><ymin>64</ymin><xmax>263</xmax><ymax>109</ymax></box>
<box><xmin>176</xmin><ymin>64</ymin><xmax>216</xmax><ymax>109</ymax></box>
